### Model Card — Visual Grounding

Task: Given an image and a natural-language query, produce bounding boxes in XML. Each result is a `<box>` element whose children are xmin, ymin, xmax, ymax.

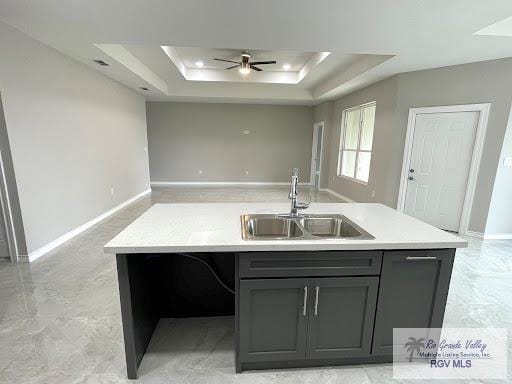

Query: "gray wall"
<box><xmin>319</xmin><ymin>58</ymin><xmax>512</xmax><ymax>233</ymax></box>
<box><xmin>147</xmin><ymin>102</ymin><xmax>314</xmax><ymax>183</ymax></box>
<box><xmin>318</xmin><ymin>76</ymin><xmax>400</xmax><ymax>206</ymax></box>
<box><xmin>0</xmin><ymin>21</ymin><xmax>151</xmax><ymax>255</ymax></box>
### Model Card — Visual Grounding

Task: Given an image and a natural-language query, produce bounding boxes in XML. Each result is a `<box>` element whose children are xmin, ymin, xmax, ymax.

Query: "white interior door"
<box><xmin>310</xmin><ymin>123</ymin><xmax>323</xmax><ymax>189</ymax></box>
<box><xmin>404</xmin><ymin>111</ymin><xmax>479</xmax><ymax>232</ymax></box>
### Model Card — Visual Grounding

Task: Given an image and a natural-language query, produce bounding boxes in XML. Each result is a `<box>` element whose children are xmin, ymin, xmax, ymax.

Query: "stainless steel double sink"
<box><xmin>241</xmin><ymin>213</ymin><xmax>374</xmax><ymax>240</ymax></box>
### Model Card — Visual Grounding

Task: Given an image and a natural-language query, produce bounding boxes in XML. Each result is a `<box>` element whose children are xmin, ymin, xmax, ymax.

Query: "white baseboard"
<box><xmin>465</xmin><ymin>230</ymin><xmax>484</xmax><ymax>239</ymax></box>
<box><xmin>319</xmin><ymin>188</ymin><xmax>356</xmax><ymax>203</ymax></box>
<box><xmin>151</xmin><ymin>181</ymin><xmax>309</xmax><ymax>187</ymax></box>
<box><xmin>464</xmin><ymin>231</ymin><xmax>512</xmax><ymax>240</ymax></box>
<box><xmin>26</xmin><ymin>188</ymin><xmax>151</xmax><ymax>262</ymax></box>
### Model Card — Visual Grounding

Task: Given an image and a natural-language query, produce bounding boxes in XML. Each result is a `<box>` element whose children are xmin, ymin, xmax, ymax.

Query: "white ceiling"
<box><xmin>157</xmin><ymin>46</ymin><xmax>332</xmax><ymax>84</ymax></box>
<box><xmin>1</xmin><ymin>0</ymin><xmax>512</xmax><ymax>105</ymax></box>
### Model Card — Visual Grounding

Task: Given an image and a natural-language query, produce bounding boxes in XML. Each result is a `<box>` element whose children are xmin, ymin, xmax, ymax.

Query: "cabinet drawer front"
<box><xmin>239</xmin><ymin>251</ymin><xmax>382</xmax><ymax>278</ymax></box>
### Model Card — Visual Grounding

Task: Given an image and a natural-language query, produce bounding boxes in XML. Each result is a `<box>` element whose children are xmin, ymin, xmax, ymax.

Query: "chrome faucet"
<box><xmin>288</xmin><ymin>168</ymin><xmax>310</xmax><ymax>216</ymax></box>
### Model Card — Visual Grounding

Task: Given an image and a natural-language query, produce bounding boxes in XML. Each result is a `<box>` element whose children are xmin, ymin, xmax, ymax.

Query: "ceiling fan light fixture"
<box><xmin>216</xmin><ymin>51</ymin><xmax>276</xmax><ymax>74</ymax></box>
<box><xmin>282</xmin><ymin>63</ymin><xmax>291</xmax><ymax>70</ymax></box>
<box><xmin>239</xmin><ymin>62</ymin><xmax>250</xmax><ymax>75</ymax></box>
<box><xmin>195</xmin><ymin>61</ymin><xmax>204</xmax><ymax>67</ymax></box>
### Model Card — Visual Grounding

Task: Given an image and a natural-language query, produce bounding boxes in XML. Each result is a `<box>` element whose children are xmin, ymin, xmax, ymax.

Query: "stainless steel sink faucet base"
<box><xmin>288</xmin><ymin>168</ymin><xmax>310</xmax><ymax>217</ymax></box>
<box><xmin>240</xmin><ymin>167</ymin><xmax>375</xmax><ymax>241</ymax></box>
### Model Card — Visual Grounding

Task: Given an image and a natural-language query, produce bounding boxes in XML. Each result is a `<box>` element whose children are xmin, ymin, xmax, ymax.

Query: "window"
<box><xmin>337</xmin><ymin>102</ymin><xmax>376</xmax><ymax>183</ymax></box>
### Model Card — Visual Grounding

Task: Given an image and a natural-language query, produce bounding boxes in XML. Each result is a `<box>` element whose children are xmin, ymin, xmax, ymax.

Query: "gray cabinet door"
<box><xmin>239</xmin><ymin>278</ymin><xmax>309</xmax><ymax>362</ymax></box>
<box><xmin>306</xmin><ymin>277</ymin><xmax>379</xmax><ymax>359</ymax></box>
<box><xmin>371</xmin><ymin>250</ymin><xmax>455</xmax><ymax>356</ymax></box>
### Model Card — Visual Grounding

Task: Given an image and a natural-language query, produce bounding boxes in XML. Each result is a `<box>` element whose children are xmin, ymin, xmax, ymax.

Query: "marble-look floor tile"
<box><xmin>0</xmin><ymin>186</ymin><xmax>511</xmax><ymax>383</ymax></box>
<box><xmin>0</xmin><ymin>316</ymin><xmax>125</xmax><ymax>384</ymax></box>
<box><xmin>141</xmin><ymin>317</ymin><xmax>372</xmax><ymax>383</ymax></box>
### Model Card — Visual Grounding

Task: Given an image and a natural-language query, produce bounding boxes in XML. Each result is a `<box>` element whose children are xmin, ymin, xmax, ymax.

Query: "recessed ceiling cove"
<box><xmin>3</xmin><ymin>0</ymin><xmax>512</xmax><ymax>104</ymax></box>
<box><xmin>161</xmin><ymin>46</ymin><xmax>330</xmax><ymax>84</ymax></box>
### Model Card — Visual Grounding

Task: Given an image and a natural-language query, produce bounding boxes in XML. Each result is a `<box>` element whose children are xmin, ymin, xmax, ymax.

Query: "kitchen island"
<box><xmin>104</xmin><ymin>202</ymin><xmax>467</xmax><ymax>379</ymax></box>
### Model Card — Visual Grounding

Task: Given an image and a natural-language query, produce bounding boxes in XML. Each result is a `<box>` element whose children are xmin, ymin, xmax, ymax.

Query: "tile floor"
<box><xmin>0</xmin><ymin>186</ymin><xmax>510</xmax><ymax>383</ymax></box>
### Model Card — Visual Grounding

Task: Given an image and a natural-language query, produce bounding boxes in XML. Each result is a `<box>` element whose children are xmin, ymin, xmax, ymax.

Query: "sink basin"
<box><xmin>299</xmin><ymin>216</ymin><xmax>362</xmax><ymax>238</ymax></box>
<box><xmin>242</xmin><ymin>215</ymin><xmax>303</xmax><ymax>239</ymax></box>
<box><xmin>241</xmin><ymin>214</ymin><xmax>374</xmax><ymax>240</ymax></box>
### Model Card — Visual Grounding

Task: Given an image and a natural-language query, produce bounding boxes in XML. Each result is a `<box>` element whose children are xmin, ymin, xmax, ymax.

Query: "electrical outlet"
<box><xmin>198</xmin><ymin>170</ymin><xmax>203</xmax><ymax>175</ymax></box>
<box><xmin>245</xmin><ymin>170</ymin><xmax>249</xmax><ymax>175</ymax></box>
<box><xmin>110</xmin><ymin>187</ymin><xmax>115</xmax><ymax>196</ymax></box>
<box><xmin>371</xmin><ymin>190</ymin><xmax>376</xmax><ymax>198</ymax></box>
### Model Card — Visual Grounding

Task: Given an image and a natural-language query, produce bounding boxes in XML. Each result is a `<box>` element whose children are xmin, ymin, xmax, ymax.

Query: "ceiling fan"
<box><xmin>213</xmin><ymin>52</ymin><xmax>276</xmax><ymax>74</ymax></box>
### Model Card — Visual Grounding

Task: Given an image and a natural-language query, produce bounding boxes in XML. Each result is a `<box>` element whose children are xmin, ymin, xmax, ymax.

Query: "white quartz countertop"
<box><xmin>104</xmin><ymin>203</ymin><xmax>467</xmax><ymax>254</ymax></box>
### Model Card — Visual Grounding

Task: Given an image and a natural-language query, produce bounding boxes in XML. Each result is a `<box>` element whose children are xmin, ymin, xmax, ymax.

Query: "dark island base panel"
<box><xmin>116</xmin><ymin>249</ymin><xmax>455</xmax><ymax>379</ymax></box>
<box><xmin>241</xmin><ymin>355</ymin><xmax>393</xmax><ymax>371</ymax></box>
<box><xmin>116</xmin><ymin>253</ymin><xmax>236</xmax><ymax>379</ymax></box>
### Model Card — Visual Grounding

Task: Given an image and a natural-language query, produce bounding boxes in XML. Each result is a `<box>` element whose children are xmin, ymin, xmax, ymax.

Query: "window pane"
<box><xmin>356</xmin><ymin>152</ymin><xmax>371</xmax><ymax>182</ymax></box>
<box><xmin>341</xmin><ymin>150</ymin><xmax>356</xmax><ymax>178</ymax></box>
<box><xmin>360</xmin><ymin>105</ymin><xmax>375</xmax><ymax>150</ymax></box>
<box><xmin>344</xmin><ymin>109</ymin><xmax>360</xmax><ymax>150</ymax></box>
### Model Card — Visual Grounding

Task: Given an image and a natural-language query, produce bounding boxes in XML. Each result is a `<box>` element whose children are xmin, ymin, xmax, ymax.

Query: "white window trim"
<box><xmin>337</xmin><ymin>101</ymin><xmax>376</xmax><ymax>185</ymax></box>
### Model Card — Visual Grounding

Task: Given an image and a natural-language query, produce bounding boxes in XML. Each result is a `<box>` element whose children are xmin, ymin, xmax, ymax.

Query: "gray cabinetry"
<box><xmin>239</xmin><ymin>278</ymin><xmax>309</xmax><ymax>362</ymax></box>
<box><xmin>237</xmin><ymin>249</ymin><xmax>455</xmax><ymax>371</ymax></box>
<box><xmin>239</xmin><ymin>275</ymin><xmax>379</xmax><ymax>364</ymax></box>
<box><xmin>306</xmin><ymin>277</ymin><xmax>378</xmax><ymax>359</ymax></box>
<box><xmin>371</xmin><ymin>249</ymin><xmax>455</xmax><ymax>356</ymax></box>
<box><xmin>239</xmin><ymin>251</ymin><xmax>382</xmax><ymax>278</ymax></box>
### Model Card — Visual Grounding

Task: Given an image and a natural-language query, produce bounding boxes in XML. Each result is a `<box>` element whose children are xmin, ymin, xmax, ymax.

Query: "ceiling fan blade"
<box><xmin>214</xmin><ymin>58</ymin><xmax>240</xmax><ymax>64</ymax></box>
<box><xmin>226</xmin><ymin>65</ymin><xmax>240</xmax><ymax>70</ymax></box>
<box><xmin>250</xmin><ymin>65</ymin><xmax>263</xmax><ymax>71</ymax></box>
<box><xmin>250</xmin><ymin>61</ymin><xmax>276</xmax><ymax>65</ymax></box>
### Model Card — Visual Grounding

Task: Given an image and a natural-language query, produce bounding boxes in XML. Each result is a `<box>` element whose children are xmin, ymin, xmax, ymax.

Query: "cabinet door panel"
<box><xmin>371</xmin><ymin>250</ymin><xmax>455</xmax><ymax>356</ymax></box>
<box><xmin>306</xmin><ymin>277</ymin><xmax>379</xmax><ymax>359</ymax></box>
<box><xmin>239</xmin><ymin>278</ymin><xmax>309</xmax><ymax>362</ymax></box>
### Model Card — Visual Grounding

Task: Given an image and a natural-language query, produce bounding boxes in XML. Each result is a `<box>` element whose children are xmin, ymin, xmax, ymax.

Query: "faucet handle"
<box><xmin>296</xmin><ymin>202</ymin><xmax>310</xmax><ymax>210</ymax></box>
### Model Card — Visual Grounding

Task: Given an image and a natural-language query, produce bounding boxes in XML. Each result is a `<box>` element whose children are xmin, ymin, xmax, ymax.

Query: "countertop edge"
<box><xmin>104</xmin><ymin>241</ymin><xmax>468</xmax><ymax>254</ymax></box>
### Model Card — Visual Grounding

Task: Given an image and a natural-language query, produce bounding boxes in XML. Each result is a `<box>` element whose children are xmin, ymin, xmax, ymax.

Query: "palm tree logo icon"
<box><xmin>404</xmin><ymin>337</ymin><xmax>425</xmax><ymax>362</ymax></box>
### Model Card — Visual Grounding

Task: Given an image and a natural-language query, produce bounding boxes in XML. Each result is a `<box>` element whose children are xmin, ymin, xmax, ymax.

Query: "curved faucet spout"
<box><xmin>288</xmin><ymin>168</ymin><xmax>309</xmax><ymax>216</ymax></box>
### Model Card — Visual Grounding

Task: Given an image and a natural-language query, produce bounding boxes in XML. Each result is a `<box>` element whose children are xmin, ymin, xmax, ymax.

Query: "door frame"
<box><xmin>0</xmin><ymin>156</ymin><xmax>16</xmax><ymax>262</ymax></box>
<box><xmin>310</xmin><ymin>121</ymin><xmax>324</xmax><ymax>189</ymax></box>
<box><xmin>0</xmin><ymin>93</ymin><xmax>17</xmax><ymax>262</ymax></box>
<box><xmin>397</xmin><ymin>103</ymin><xmax>491</xmax><ymax>235</ymax></box>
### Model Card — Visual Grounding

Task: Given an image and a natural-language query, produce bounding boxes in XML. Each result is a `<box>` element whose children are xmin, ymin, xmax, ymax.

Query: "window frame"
<box><xmin>337</xmin><ymin>101</ymin><xmax>376</xmax><ymax>184</ymax></box>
